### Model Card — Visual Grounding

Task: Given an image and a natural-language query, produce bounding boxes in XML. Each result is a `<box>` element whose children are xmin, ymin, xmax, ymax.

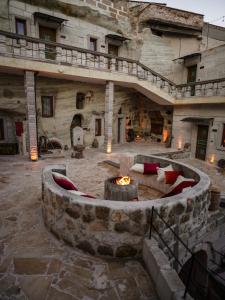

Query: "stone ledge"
<box><xmin>143</xmin><ymin>239</ymin><xmax>193</xmax><ymax>300</ymax></box>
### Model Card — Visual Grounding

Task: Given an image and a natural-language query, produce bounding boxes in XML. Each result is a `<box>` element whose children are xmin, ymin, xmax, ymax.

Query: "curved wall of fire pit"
<box><xmin>41</xmin><ymin>155</ymin><xmax>210</xmax><ymax>258</ymax></box>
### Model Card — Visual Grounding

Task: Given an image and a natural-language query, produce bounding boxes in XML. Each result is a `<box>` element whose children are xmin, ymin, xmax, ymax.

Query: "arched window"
<box><xmin>76</xmin><ymin>92</ymin><xmax>85</xmax><ymax>109</ymax></box>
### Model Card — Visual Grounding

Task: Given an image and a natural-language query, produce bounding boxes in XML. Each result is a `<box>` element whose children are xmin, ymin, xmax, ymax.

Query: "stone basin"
<box><xmin>41</xmin><ymin>155</ymin><xmax>210</xmax><ymax>258</ymax></box>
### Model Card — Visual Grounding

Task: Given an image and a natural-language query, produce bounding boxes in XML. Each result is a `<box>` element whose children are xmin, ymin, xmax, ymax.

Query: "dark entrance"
<box><xmin>118</xmin><ymin>118</ymin><xmax>123</xmax><ymax>143</ymax></box>
<box><xmin>195</xmin><ymin>125</ymin><xmax>209</xmax><ymax>160</ymax></box>
<box><xmin>108</xmin><ymin>44</ymin><xmax>119</xmax><ymax>70</ymax></box>
<box><xmin>187</xmin><ymin>65</ymin><xmax>197</xmax><ymax>96</ymax></box>
<box><xmin>39</xmin><ymin>26</ymin><xmax>56</xmax><ymax>60</ymax></box>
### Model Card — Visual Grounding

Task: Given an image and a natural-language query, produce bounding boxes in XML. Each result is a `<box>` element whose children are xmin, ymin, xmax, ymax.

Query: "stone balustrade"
<box><xmin>0</xmin><ymin>30</ymin><xmax>224</xmax><ymax>99</ymax></box>
<box><xmin>41</xmin><ymin>155</ymin><xmax>210</xmax><ymax>258</ymax></box>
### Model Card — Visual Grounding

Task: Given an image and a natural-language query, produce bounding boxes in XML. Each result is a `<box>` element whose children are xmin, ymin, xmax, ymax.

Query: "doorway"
<box><xmin>118</xmin><ymin>117</ymin><xmax>123</xmax><ymax>143</ymax></box>
<box><xmin>108</xmin><ymin>44</ymin><xmax>119</xmax><ymax>70</ymax></box>
<box><xmin>187</xmin><ymin>65</ymin><xmax>197</xmax><ymax>96</ymax></box>
<box><xmin>39</xmin><ymin>26</ymin><xmax>56</xmax><ymax>60</ymax></box>
<box><xmin>195</xmin><ymin>125</ymin><xmax>209</xmax><ymax>160</ymax></box>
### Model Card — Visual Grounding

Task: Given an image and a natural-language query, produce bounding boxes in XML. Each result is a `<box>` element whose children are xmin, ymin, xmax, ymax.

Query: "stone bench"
<box><xmin>41</xmin><ymin>155</ymin><xmax>210</xmax><ymax>258</ymax></box>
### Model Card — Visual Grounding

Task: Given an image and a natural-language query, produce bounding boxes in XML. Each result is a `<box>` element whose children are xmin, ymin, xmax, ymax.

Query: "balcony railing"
<box><xmin>0</xmin><ymin>30</ymin><xmax>225</xmax><ymax>99</ymax></box>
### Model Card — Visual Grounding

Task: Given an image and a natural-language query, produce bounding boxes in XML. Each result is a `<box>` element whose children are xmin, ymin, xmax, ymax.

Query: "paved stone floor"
<box><xmin>0</xmin><ymin>145</ymin><xmax>161</xmax><ymax>300</ymax></box>
<box><xmin>1</xmin><ymin>142</ymin><xmax>224</xmax><ymax>300</ymax></box>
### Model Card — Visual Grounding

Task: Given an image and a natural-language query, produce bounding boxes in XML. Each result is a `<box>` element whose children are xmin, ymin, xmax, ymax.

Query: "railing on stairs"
<box><xmin>149</xmin><ymin>206</ymin><xmax>225</xmax><ymax>300</ymax></box>
<box><xmin>0</xmin><ymin>30</ymin><xmax>225</xmax><ymax>99</ymax></box>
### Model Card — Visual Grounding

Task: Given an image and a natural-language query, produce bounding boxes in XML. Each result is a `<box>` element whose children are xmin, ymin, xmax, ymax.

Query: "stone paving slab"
<box><xmin>0</xmin><ymin>150</ymin><xmax>159</xmax><ymax>300</ymax></box>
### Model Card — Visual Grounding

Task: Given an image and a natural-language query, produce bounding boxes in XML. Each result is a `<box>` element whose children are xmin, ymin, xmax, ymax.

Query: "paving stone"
<box><xmin>14</xmin><ymin>257</ymin><xmax>49</xmax><ymax>275</ymax></box>
<box><xmin>19</xmin><ymin>275</ymin><xmax>52</xmax><ymax>300</ymax></box>
<box><xmin>47</xmin><ymin>258</ymin><xmax>62</xmax><ymax>274</ymax></box>
<box><xmin>46</xmin><ymin>287</ymin><xmax>75</xmax><ymax>300</ymax></box>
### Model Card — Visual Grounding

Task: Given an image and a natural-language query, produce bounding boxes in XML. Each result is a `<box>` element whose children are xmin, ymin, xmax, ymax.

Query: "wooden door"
<box><xmin>108</xmin><ymin>44</ymin><xmax>119</xmax><ymax>70</ymax></box>
<box><xmin>195</xmin><ymin>125</ymin><xmax>208</xmax><ymax>160</ymax></box>
<box><xmin>39</xmin><ymin>26</ymin><xmax>56</xmax><ymax>60</ymax></box>
<box><xmin>187</xmin><ymin>65</ymin><xmax>197</xmax><ymax>96</ymax></box>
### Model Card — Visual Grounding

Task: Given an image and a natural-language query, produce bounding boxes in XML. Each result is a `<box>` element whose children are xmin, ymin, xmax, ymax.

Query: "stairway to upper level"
<box><xmin>0</xmin><ymin>30</ymin><xmax>225</xmax><ymax>106</ymax></box>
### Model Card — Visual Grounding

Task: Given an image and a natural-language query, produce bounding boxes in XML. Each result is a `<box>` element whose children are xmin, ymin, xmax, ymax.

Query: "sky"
<box><xmin>131</xmin><ymin>0</ymin><xmax>225</xmax><ymax>27</ymax></box>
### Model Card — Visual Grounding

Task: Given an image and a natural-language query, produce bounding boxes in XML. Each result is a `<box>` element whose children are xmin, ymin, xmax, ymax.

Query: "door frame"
<box><xmin>195</xmin><ymin>124</ymin><xmax>209</xmax><ymax>161</ymax></box>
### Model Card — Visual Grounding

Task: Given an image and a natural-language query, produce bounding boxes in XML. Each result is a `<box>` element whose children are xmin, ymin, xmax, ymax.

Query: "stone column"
<box><xmin>25</xmin><ymin>71</ymin><xmax>38</xmax><ymax>161</ymax></box>
<box><xmin>104</xmin><ymin>81</ymin><xmax>114</xmax><ymax>153</ymax></box>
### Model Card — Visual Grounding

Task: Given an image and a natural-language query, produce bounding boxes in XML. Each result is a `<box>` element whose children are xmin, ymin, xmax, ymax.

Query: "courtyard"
<box><xmin>0</xmin><ymin>143</ymin><xmax>225</xmax><ymax>299</ymax></box>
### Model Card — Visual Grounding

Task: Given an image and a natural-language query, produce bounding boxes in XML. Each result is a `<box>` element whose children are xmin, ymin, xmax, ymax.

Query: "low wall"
<box><xmin>41</xmin><ymin>155</ymin><xmax>210</xmax><ymax>258</ymax></box>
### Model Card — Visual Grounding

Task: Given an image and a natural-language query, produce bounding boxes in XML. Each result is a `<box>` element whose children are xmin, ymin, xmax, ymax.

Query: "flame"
<box><xmin>163</xmin><ymin>129</ymin><xmax>168</xmax><ymax>142</ymax></box>
<box><xmin>116</xmin><ymin>176</ymin><xmax>131</xmax><ymax>186</ymax></box>
<box><xmin>30</xmin><ymin>147</ymin><xmax>38</xmax><ymax>161</ymax></box>
<box><xmin>210</xmin><ymin>154</ymin><xmax>215</xmax><ymax>164</ymax></box>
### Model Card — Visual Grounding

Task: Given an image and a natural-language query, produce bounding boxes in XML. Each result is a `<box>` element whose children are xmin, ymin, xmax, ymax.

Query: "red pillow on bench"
<box><xmin>165</xmin><ymin>171</ymin><xmax>183</xmax><ymax>184</ymax></box>
<box><xmin>162</xmin><ymin>180</ymin><xmax>196</xmax><ymax>198</ymax></box>
<box><xmin>143</xmin><ymin>163</ymin><xmax>160</xmax><ymax>175</ymax></box>
<box><xmin>53</xmin><ymin>172</ymin><xmax>78</xmax><ymax>191</ymax></box>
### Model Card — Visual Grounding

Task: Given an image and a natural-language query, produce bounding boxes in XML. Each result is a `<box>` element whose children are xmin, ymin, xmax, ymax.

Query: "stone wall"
<box><xmin>41</xmin><ymin>155</ymin><xmax>210</xmax><ymax>257</ymax></box>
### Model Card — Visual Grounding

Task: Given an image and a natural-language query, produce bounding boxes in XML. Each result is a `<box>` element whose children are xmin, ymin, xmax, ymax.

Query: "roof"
<box><xmin>173</xmin><ymin>52</ymin><xmax>201</xmax><ymax>61</ymax></box>
<box><xmin>181</xmin><ymin>117</ymin><xmax>213</xmax><ymax>124</ymax></box>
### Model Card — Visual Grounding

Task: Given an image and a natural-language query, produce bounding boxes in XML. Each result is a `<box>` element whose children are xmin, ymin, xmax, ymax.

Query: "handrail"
<box><xmin>0</xmin><ymin>30</ymin><xmax>225</xmax><ymax>97</ymax></box>
<box><xmin>0</xmin><ymin>29</ymin><xmax>175</xmax><ymax>86</ymax></box>
<box><xmin>149</xmin><ymin>206</ymin><xmax>225</xmax><ymax>299</ymax></box>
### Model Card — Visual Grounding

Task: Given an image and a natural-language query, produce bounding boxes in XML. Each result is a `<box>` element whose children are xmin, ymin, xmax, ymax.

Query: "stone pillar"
<box><xmin>25</xmin><ymin>71</ymin><xmax>38</xmax><ymax>161</ymax></box>
<box><xmin>104</xmin><ymin>81</ymin><xmax>114</xmax><ymax>153</ymax></box>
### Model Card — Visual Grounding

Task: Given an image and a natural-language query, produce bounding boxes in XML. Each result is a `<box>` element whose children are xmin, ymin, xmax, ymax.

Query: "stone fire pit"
<box><xmin>104</xmin><ymin>176</ymin><xmax>138</xmax><ymax>201</ymax></box>
<box><xmin>41</xmin><ymin>155</ymin><xmax>211</xmax><ymax>258</ymax></box>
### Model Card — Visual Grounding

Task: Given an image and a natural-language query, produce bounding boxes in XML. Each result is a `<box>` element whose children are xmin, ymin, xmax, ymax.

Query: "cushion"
<box><xmin>143</xmin><ymin>163</ymin><xmax>160</xmax><ymax>175</ymax></box>
<box><xmin>52</xmin><ymin>172</ymin><xmax>78</xmax><ymax>191</ymax></box>
<box><xmin>162</xmin><ymin>180</ymin><xmax>196</xmax><ymax>198</ymax></box>
<box><xmin>157</xmin><ymin>164</ymin><xmax>174</xmax><ymax>182</ymax></box>
<box><xmin>69</xmin><ymin>190</ymin><xmax>96</xmax><ymax>199</ymax></box>
<box><xmin>165</xmin><ymin>170</ymin><xmax>183</xmax><ymax>184</ymax></box>
<box><xmin>130</xmin><ymin>163</ymin><xmax>144</xmax><ymax>174</ymax></box>
<box><xmin>169</xmin><ymin>175</ymin><xmax>195</xmax><ymax>192</ymax></box>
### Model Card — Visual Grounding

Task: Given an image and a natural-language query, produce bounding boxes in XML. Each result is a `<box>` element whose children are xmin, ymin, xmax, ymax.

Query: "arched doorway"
<box><xmin>70</xmin><ymin>114</ymin><xmax>83</xmax><ymax>147</ymax></box>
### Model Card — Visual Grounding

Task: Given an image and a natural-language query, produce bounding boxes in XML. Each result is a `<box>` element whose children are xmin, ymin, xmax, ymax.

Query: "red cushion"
<box><xmin>143</xmin><ymin>163</ymin><xmax>160</xmax><ymax>175</ymax></box>
<box><xmin>53</xmin><ymin>175</ymin><xmax>78</xmax><ymax>191</ymax></box>
<box><xmin>82</xmin><ymin>194</ymin><xmax>96</xmax><ymax>199</ymax></box>
<box><xmin>165</xmin><ymin>171</ymin><xmax>183</xmax><ymax>184</ymax></box>
<box><xmin>162</xmin><ymin>181</ymin><xmax>196</xmax><ymax>198</ymax></box>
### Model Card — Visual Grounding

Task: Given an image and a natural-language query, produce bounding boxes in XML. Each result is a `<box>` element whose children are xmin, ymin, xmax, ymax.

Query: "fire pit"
<box><xmin>104</xmin><ymin>176</ymin><xmax>138</xmax><ymax>201</ymax></box>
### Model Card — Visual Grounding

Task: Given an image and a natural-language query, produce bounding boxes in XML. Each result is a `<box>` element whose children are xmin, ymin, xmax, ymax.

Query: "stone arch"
<box><xmin>70</xmin><ymin>114</ymin><xmax>84</xmax><ymax>147</ymax></box>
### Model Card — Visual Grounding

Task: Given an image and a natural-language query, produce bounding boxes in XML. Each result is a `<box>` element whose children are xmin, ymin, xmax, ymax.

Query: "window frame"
<box><xmin>15</xmin><ymin>18</ymin><xmax>27</xmax><ymax>36</ymax></box>
<box><xmin>95</xmin><ymin>118</ymin><xmax>102</xmax><ymax>137</ymax></box>
<box><xmin>89</xmin><ymin>37</ymin><xmax>98</xmax><ymax>52</ymax></box>
<box><xmin>41</xmin><ymin>96</ymin><xmax>54</xmax><ymax>118</ymax></box>
<box><xmin>0</xmin><ymin>119</ymin><xmax>4</xmax><ymax>140</ymax></box>
<box><xmin>76</xmin><ymin>92</ymin><xmax>85</xmax><ymax>110</ymax></box>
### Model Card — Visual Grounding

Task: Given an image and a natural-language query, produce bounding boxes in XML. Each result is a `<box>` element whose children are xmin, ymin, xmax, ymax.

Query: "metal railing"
<box><xmin>149</xmin><ymin>206</ymin><xmax>225</xmax><ymax>300</ymax></box>
<box><xmin>0</xmin><ymin>30</ymin><xmax>225</xmax><ymax>99</ymax></box>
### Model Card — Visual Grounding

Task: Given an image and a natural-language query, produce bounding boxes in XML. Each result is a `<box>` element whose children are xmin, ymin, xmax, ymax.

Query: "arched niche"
<box><xmin>70</xmin><ymin>114</ymin><xmax>83</xmax><ymax>147</ymax></box>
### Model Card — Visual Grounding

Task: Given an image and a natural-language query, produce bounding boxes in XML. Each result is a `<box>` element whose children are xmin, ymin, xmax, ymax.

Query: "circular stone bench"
<box><xmin>41</xmin><ymin>155</ymin><xmax>210</xmax><ymax>258</ymax></box>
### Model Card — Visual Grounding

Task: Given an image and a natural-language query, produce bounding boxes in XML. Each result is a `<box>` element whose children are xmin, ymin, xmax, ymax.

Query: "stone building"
<box><xmin>0</xmin><ymin>0</ymin><xmax>224</xmax><ymax>163</ymax></box>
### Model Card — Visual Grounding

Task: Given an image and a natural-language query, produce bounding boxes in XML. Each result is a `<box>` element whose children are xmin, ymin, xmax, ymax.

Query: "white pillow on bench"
<box><xmin>130</xmin><ymin>163</ymin><xmax>144</xmax><ymax>174</ymax></box>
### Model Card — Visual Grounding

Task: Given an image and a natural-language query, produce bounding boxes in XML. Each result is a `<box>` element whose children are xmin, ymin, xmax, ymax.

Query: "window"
<box><xmin>0</xmin><ymin>119</ymin><xmax>4</xmax><ymax>140</ymax></box>
<box><xmin>76</xmin><ymin>93</ymin><xmax>85</xmax><ymax>109</ymax></box>
<box><xmin>221</xmin><ymin>124</ymin><xmax>225</xmax><ymax>147</ymax></box>
<box><xmin>95</xmin><ymin>119</ymin><xmax>102</xmax><ymax>136</ymax></box>
<box><xmin>15</xmin><ymin>18</ymin><xmax>27</xmax><ymax>35</ymax></box>
<box><xmin>90</xmin><ymin>37</ymin><xmax>97</xmax><ymax>52</ymax></box>
<box><xmin>41</xmin><ymin>96</ymin><xmax>54</xmax><ymax>117</ymax></box>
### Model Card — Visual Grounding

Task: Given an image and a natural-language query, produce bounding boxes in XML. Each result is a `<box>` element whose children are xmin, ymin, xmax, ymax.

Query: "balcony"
<box><xmin>0</xmin><ymin>30</ymin><xmax>224</xmax><ymax>105</ymax></box>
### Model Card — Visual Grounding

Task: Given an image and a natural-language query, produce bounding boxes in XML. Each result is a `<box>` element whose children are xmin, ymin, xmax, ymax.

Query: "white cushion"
<box><xmin>157</xmin><ymin>164</ymin><xmax>173</xmax><ymax>182</ymax></box>
<box><xmin>130</xmin><ymin>163</ymin><xmax>144</xmax><ymax>174</ymax></box>
<box><xmin>169</xmin><ymin>175</ymin><xmax>195</xmax><ymax>192</ymax></box>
